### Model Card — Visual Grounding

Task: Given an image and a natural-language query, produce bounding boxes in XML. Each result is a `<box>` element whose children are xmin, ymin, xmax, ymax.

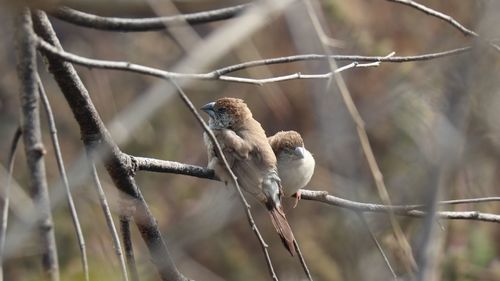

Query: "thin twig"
<box><xmin>0</xmin><ymin>127</ymin><xmax>22</xmax><ymax>281</ymax></box>
<box><xmin>120</xmin><ymin>213</ymin><xmax>140</xmax><ymax>281</ymax></box>
<box><xmin>385</xmin><ymin>0</ymin><xmax>500</xmax><ymax>52</ymax></box>
<box><xmin>355</xmin><ymin>212</ymin><xmax>397</xmax><ymax>279</ymax></box>
<box><xmin>87</xmin><ymin>158</ymin><xmax>129</xmax><ymax>281</ymax></box>
<box><xmin>385</xmin><ymin>0</ymin><xmax>477</xmax><ymax>37</ymax></box>
<box><xmin>16</xmin><ymin>9</ymin><xmax>60</xmax><ymax>281</ymax></box>
<box><xmin>50</xmin><ymin>4</ymin><xmax>250</xmax><ymax>31</ymax></box>
<box><xmin>37</xmin><ymin>75</ymin><xmax>89</xmax><ymax>281</ymax></box>
<box><xmin>170</xmin><ymin>79</ymin><xmax>279</xmax><ymax>281</ymax></box>
<box><xmin>292</xmin><ymin>240</ymin><xmax>313</xmax><ymax>281</ymax></box>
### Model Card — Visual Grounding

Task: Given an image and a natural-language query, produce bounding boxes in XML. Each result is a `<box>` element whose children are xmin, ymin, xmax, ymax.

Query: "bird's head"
<box><xmin>201</xmin><ymin>97</ymin><xmax>252</xmax><ymax>129</ymax></box>
<box><xmin>268</xmin><ymin>131</ymin><xmax>306</xmax><ymax>161</ymax></box>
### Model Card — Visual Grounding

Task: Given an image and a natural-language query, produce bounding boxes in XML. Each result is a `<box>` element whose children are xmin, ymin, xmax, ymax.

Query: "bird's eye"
<box><xmin>217</xmin><ymin>107</ymin><xmax>227</xmax><ymax>113</ymax></box>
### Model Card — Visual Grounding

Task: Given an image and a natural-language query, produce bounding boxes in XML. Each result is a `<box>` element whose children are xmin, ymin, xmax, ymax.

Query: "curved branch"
<box><xmin>35</xmin><ymin>36</ymin><xmax>472</xmax><ymax>84</ymax></box>
<box><xmin>50</xmin><ymin>4</ymin><xmax>250</xmax><ymax>32</ymax></box>
<box><xmin>385</xmin><ymin>0</ymin><xmax>477</xmax><ymax>37</ymax></box>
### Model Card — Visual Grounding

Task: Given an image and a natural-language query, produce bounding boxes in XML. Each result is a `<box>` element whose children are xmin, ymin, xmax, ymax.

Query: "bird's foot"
<box><xmin>292</xmin><ymin>191</ymin><xmax>302</xmax><ymax>208</ymax></box>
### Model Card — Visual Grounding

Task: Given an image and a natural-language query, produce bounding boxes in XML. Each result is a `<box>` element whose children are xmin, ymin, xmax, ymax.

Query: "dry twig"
<box><xmin>37</xmin><ymin>75</ymin><xmax>89</xmax><ymax>281</ymax></box>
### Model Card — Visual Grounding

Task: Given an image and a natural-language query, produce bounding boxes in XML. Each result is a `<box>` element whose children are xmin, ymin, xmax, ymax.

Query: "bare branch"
<box><xmin>132</xmin><ymin>156</ymin><xmax>216</xmax><ymax>180</ymax></box>
<box><xmin>385</xmin><ymin>0</ymin><xmax>500</xmax><ymax>52</ymax></box>
<box><xmin>37</xmin><ymin>75</ymin><xmax>89</xmax><ymax>281</ymax></box>
<box><xmin>213</xmin><ymin>47</ymin><xmax>471</xmax><ymax>75</ymax></box>
<box><xmin>50</xmin><ymin>4</ymin><xmax>250</xmax><ymax>32</ymax></box>
<box><xmin>131</xmin><ymin>158</ymin><xmax>500</xmax><ymax>223</ymax></box>
<box><xmin>355</xmin><ymin>212</ymin><xmax>397</xmax><ymax>280</ymax></box>
<box><xmin>15</xmin><ymin>8</ymin><xmax>60</xmax><ymax>281</ymax></box>
<box><xmin>292</xmin><ymin>240</ymin><xmax>313</xmax><ymax>281</ymax></box>
<box><xmin>0</xmin><ymin>127</ymin><xmax>22</xmax><ymax>281</ymax></box>
<box><xmin>120</xmin><ymin>213</ymin><xmax>140</xmax><ymax>281</ymax></box>
<box><xmin>32</xmin><ymin>11</ymin><xmax>189</xmax><ymax>281</ymax></box>
<box><xmin>385</xmin><ymin>0</ymin><xmax>478</xmax><ymax>37</ymax></box>
<box><xmin>34</xmin><ymin>36</ymin><xmax>472</xmax><ymax>85</ymax></box>
<box><xmin>300</xmin><ymin>190</ymin><xmax>500</xmax><ymax>223</ymax></box>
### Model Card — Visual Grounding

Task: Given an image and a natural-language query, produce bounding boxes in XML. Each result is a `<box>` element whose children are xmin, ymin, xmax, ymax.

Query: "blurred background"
<box><xmin>1</xmin><ymin>0</ymin><xmax>500</xmax><ymax>280</ymax></box>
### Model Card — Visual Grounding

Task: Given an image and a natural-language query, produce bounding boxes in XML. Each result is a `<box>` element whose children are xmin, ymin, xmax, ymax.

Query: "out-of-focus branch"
<box><xmin>131</xmin><ymin>158</ymin><xmax>500</xmax><ymax>223</ymax></box>
<box><xmin>120</xmin><ymin>212</ymin><xmax>140</xmax><ymax>281</ymax></box>
<box><xmin>37</xmin><ymin>76</ymin><xmax>89</xmax><ymax>281</ymax></box>
<box><xmin>87</xmin><ymin>158</ymin><xmax>129</xmax><ymax>281</ymax></box>
<box><xmin>0</xmin><ymin>127</ymin><xmax>22</xmax><ymax>281</ymax></box>
<box><xmin>15</xmin><ymin>8</ymin><xmax>60</xmax><ymax>281</ymax></box>
<box><xmin>32</xmin><ymin>10</ymin><xmax>189</xmax><ymax>281</ymax></box>
<box><xmin>34</xmin><ymin>37</ymin><xmax>471</xmax><ymax>84</ymax></box>
<box><xmin>50</xmin><ymin>4</ymin><xmax>250</xmax><ymax>31</ymax></box>
<box><xmin>304</xmin><ymin>0</ymin><xmax>416</xmax><ymax>274</ymax></box>
<box><xmin>356</xmin><ymin>212</ymin><xmax>397</xmax><ymax>279</ymax></box>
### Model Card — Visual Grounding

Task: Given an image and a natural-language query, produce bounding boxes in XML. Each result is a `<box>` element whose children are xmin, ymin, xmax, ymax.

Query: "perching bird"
<box><xmin>201</xmin><ymin>97</ymin><xmax>296</xmax><ymax>256</ymax></box>
<box><xmin>268</xmin><ymin>131</ymin><xmax>315</xmax><ymax>208</ymax></box>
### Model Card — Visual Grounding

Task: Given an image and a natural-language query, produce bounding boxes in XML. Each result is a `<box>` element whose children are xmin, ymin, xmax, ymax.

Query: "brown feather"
<box><xmin>268</xmin><ymin>130</ymin><xmax>304</xmax><ymax>154</ymax></box>
<box><xmin>203</xmin><ymin>98</ymin><xmax>298</xmax><ymax>255</ymax></box>
<box><xmin>268</xmin><ymin>207</ymin><xmax>296</xmax><ymax>256</ymax></box>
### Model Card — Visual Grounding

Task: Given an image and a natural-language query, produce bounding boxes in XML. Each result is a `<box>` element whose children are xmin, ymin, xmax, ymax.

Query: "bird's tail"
<box><xmin>268</xmin><ymin>206</ymin><xmax>296</xmax><ymax>256</ymax></box>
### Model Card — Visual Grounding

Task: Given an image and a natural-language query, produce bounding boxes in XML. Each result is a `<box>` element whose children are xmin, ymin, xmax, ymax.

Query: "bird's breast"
<box><xmin>278</xmin><ymin>151</ymin><xmax>315</xmax><ymax>196</ymax></box>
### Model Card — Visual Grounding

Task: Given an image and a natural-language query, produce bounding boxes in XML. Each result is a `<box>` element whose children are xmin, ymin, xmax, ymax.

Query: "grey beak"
<box><xmin>201</xmin><ymin>102</ymin><xmax>216</xmax><ymax>116</ymax></box>
<box><xmin>294</xmin><ymin>146</ymin><xmax>305</xmax><ymax>159</ymax></box>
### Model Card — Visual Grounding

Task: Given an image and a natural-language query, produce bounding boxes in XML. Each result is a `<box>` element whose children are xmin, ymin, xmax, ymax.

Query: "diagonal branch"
<box><xmin>385</xmin><ymin>0</ymin><xmax>478</xmax><ymax>37</ymax></box>
<box><xmin>50</xmin><ymin>4</ymin><xmax>250</xmax><ymax>32</ymax></box>
<box><xmin>87</xmin><ymin>157</ymin><xmax>129</xmax><ymax>281</ymax></box>
<box><xmin>37</xmin><ymin>75</ymin><xmax>89</xmax><ymax>281</ymax></box>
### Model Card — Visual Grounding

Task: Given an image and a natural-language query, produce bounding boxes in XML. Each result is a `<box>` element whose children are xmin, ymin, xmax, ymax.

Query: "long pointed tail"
<box><xmin>268</xmin><ymin>207</ymin><xmax>296</xmax><ymax>256</ymax></box>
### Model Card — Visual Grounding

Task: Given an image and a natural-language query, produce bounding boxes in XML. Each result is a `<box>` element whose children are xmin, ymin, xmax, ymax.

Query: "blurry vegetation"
<box><xmin>1</xmin><ymin>0</ymin><xmax>500</xmax><ymax>280</ymax></box>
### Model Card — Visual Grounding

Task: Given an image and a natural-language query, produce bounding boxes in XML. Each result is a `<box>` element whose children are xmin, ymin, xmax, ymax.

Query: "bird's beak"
<box><xmin>201</xmin><ymin>102</ymin><xmax>216</xmax><ymax>117</ymax></box>
<box><xmin>294</xmin><ymin>146</ymin><xmax>305</xmax><ymax>159</ymax></box>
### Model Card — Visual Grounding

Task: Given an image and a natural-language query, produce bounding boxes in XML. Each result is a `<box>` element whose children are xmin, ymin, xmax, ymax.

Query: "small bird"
<box><xmin>201</xmin><ymin>97</ymin><xmax>296</xmax><ymax>256</ymax></box>
<box><xmin>269</xmin><ymin>131</ymin><xmax>315</xmax><ymax>208</ymax></box>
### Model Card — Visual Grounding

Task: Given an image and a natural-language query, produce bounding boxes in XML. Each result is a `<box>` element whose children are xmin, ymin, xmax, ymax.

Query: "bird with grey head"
<box><xmin>201</xmin><ymin>97</ymin><xmax>297</xmax><ymax>256</ymax></box>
